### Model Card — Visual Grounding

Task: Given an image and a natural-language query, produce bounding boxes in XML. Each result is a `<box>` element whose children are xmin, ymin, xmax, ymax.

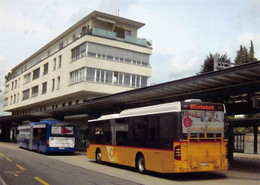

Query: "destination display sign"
<box><xmin>181</xmin><ymin>102</ymin><xmax>224</xmax><ymax>111</ymax></box>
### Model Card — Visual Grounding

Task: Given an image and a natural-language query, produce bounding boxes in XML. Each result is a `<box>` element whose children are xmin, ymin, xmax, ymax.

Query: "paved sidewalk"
<box><xmin>234</xmin><ymin>152</ymin><xmax>260</xmax><ymax>159</ymax></box>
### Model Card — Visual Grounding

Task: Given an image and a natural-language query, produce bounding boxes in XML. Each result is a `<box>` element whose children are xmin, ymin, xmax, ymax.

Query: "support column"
<box><xmin>227</xmin><ymin>123</ymin><xmax>234</xmax><ymax>162</ymax></box>
<box><xmin>253</xmin><ymin>125</ymin><xmax>258</xmax><ymax>154</ymax></box>
<box><xmin>0</xmin><ymin>123</ymin><xmax>11</xmax><ymax>142</ymax></box>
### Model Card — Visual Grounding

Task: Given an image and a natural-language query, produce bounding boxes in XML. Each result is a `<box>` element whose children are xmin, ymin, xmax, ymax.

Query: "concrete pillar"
<box><xmin>253</xmin><ymin>125</ymin><xmax>258</xmax><ymax>154</ymax></box>
<box><xmin>0</xmin><ymin>123</ymin><xmax>11</xmax><ymax>142</ymax></box>
<box><xmin>227</xmin><ymin>124</ymin><xmax>234</xmax><ymax>162</ymax></box>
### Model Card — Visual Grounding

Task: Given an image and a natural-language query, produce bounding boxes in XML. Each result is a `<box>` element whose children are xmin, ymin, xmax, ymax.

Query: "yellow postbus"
<box><xmin>86</xmin><ymin>100</ymin><xmax>228</xmax><ymax>173</ymax></box>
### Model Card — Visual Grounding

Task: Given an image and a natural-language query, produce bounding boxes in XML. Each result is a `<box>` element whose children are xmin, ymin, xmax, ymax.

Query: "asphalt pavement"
<box><xmin>1</xmin><ymin>142</ymin><xmax>260</xmax><ymax>185</ymax></box>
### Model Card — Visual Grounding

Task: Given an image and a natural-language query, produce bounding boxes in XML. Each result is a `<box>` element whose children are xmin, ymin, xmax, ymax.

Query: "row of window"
<box><xmin>4</xmin><ymin>77</ymin><xmax>61</xmax><ymax>107</ymax></box>
<box><xmin>12</xmin><ymin>98</ymin><xmax>86</xmax><ymax>116</ymax></box>
<box><xmin>8</xmin><ymin>26</ymin><xmax>82</xmax><ymax>81</ymax></box>
<box><xmin>71</xmin><ymin>42</ymin><xmax>150</xmax><ymax>67</ymax></box>
<box><xmin>88</xmin><ymin>113</ymin><xmax>180</xmax><ymax>149</ymax></box>
<box><xmin>22</xmin><ymin>77</ymin><xmax>60</xmax><ymax>101</ymax></box>
<box><xmin>70</xmin><ymin>67</ymin><xmax>148</xmax><ymax>88</ymax></box>
<box><xmin>5</xmin><ymin>56</ymin><xmax>62</xmax><ymax>93</ymax></box>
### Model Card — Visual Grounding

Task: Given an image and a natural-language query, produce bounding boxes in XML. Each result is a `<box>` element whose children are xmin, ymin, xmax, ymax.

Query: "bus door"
<box><xmin>32</xmin><ymin>124</ymin><xmax>47</xmax><ymax>151</ymax></box>
<box><xmin>27</xmin><ymin>125</ymin><xmax>33</xmax><ymax>150</ymax></box>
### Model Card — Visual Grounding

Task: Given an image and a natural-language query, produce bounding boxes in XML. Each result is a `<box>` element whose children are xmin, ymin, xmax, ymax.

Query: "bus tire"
<box><xmin>96</xmin><ymin>149</ymin><xmax>102</xmax><ymax>163</ymax></box>
<box><xmin>136</xmin><ymin>154</ymin><xmax>146</xmax><ymax>174</ymax></box>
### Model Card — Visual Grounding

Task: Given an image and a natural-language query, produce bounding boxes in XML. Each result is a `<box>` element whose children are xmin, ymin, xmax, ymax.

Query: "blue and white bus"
<box><xmin>17</xmin><ymin>120</ymin><xmax>76</xmax><ymax>153</ymax></box>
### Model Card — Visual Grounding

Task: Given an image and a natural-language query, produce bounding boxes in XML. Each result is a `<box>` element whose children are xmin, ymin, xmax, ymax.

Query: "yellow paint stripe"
<box><xmin>0</xmin><ymin>153</ymin><xmax>4</xmax><ymax>157</ymax></box>
<box><xmin>6</xmin><ymin>157</ymin><xmax>12</xmax><ymax>162</ymax></box>
<box><xmin>34</xmin><ymin>177</ymin><xmax>50</xmax><ymax>185</ymax></box>
<box><xmin>14</xmin><ymin>173</ymin><xmax>19</xmax><ymax>177</ymax></box>
<box><xmin>16</xmin><ymin>164</ymin><xmax>26</xmax><ymax>171</ymax></box>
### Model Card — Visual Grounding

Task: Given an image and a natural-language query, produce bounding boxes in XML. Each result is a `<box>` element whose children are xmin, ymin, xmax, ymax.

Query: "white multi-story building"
<box><xmin>3</xmin><ymin>11</ymin><xmax>152</xmax><ymax>116</ymax></box>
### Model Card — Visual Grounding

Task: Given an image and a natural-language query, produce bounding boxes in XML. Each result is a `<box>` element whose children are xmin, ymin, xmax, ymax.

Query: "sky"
<box><xmin>1</xmin><ymin>0</ymin><xmax>260</xmax><ymax>115</ymax></box>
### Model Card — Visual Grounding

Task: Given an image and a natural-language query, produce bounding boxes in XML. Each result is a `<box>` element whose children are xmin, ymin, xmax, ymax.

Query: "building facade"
<box><xmin>3</xmin><ymin>11</ymin><xmax>152</xmax><ymax>116</ymax></box>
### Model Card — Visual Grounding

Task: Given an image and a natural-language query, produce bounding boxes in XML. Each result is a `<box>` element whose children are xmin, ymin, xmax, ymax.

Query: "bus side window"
<box><xmin>159</xmin><ymin>114</ymin><xmax>174</xmax><ymax>149</ymax></box>
<box><xmin>116</xmin><ymin>131</ymin><xmax>127</xmax><ymax>145</ymax></box>
<box><xmin>103</xmin><ymin>131</ymin><xmax>111</xmax><ymax>144</ymax></box>
<box><xmin>133</xmin><ymin>116</ymin><xmax>148</xmax><ymax>147</ymax></box>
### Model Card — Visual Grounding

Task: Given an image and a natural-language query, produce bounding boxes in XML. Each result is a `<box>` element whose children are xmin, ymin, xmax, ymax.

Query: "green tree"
<box><xmin>249</xmin><ymin>40</ymin><xmax>257</xmax><ymax>62</ymax></box>
<box><xmin>198</xmin><ymin>53</ymin><xmax>231</xmax><ymax>74</ymax></box>
<box><xmin>235</xmin><ymin>40</ymin><xmax>257</xmax><ymax>64</ymax></box>
<box><xmin>198</xmin><ymin>53</ymin><xmax>214</xmax><ymax>74</ymax></box>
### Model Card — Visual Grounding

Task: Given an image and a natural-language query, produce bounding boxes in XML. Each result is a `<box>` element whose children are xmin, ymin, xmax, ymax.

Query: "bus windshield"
<box><xmin>182</xmin><ymin>110</ymin><xmax>224</xmax><ymax>136</ymax></box>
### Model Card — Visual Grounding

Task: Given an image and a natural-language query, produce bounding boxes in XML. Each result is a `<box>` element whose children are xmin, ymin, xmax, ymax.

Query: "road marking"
<box><xmin>0</xmin><ymin>153</ymin><xmax>4</xmax><ymax>157</ymax></box>
<box><xmin>34</xmin><ymin>177</ymin><xmax>50</xmax><ymax>185</ymax></box>
<box><xmin>16</xmin><ymin>164</ymin><xmax>26</xmax><ymax>171</ymax></box>
<box><xmin>5</xmin><ymin>158</ymin><xmax>12</xmax><ymax>162</ymax></box>
<box><xmin>3</xmin><ymin>170</ymin><xmax>23</xmax><ymax>177</ymax></box>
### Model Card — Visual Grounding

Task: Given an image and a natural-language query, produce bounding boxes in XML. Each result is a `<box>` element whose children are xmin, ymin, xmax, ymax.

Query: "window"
<box><xmin>5</xmin><ymin>85</ymin><xmax>9</xmax><ymax>93</ymax></box>
<box><xmin>58</xmin><ymin>55</ymin><xmax>62</xmax><ymax>68</ymax></box>
<box><xmin>71</xmin><ymin>43</ymin><xmax>86</xmax><ymax>61</ymax></box>
<box><xmin>87</xmin><ymin>42</ymin><xmax>150</xmax><ymax>67</ymax></box>
<box><xmin>125</xmin><ymin>30</ymin><xmax>131</xmax><ymax>36</ymax></box>
<box><xmin>57</xmin><ymin>76</ymin><xmax>60</xmax><ymax>90</ymax></box>
<box><xmin>141</xmin><ymin>77</ymin><xmax>147</xmax><ymax>87</ymax></box>
<box><xmin>22</xmin><ymin>89</ymin><xmax>30</xmax><ymax>100</ymax></box>
<box><xmin>52</xmin><ymin>79</ymin><xmax>55</xmax><ymax>91</ymax></box>
<box><xmin>14</xmin><ymin>80</ymin><xmax>17</xmax><ymax>89</ymax></box>
<box><xmin>43</xmin><ymin>63</ymin><xmax>48</xmax><ymax>75</ymax></box>
<box><xmin>24</xmin><ymin>73</ymin><xmax>31</xmax><ymax>84</ymax></box>
<box><xmin>87</xmin><ymin>68</ymin><xmax>95</xmax><ymax>82</ymax></box>
<box><xmin>42</xmin><ymin>82</ymin><xmax>47</xmax><ymax>94</ymax></box>
<box><xmin>124</xmin><ymin>73</ymin><xmax>131</xmax><ymax>86</ymax></box>
<box><xmin>31</xmin><ymin>85</ymin><xmax>39</xmax><ymax>97</ymax></box>
<box><xmin>69</xmin><ymin>67</ymin><xmax>148</xmax><ymax>88</ymax></box>
<box><xmin>18</xmin><ymin>78</ymin><xmax>20</xmax><ymax>88</ymax></box>
<box><xmin>70</xmin><ymin>68</ymin><xmax>87</xmax><ymax>84</ymax></box>
<box><xmin>13</xmin><ymin>94</ymin><xmax>16</xmax><ymax>104</ymax></box>
<box><xmin>53</xmin><ymin>58</ymin><xmax>56</xmax><ymax>71</ymax></box>
<box><xmin>113</xmin><ymin>72</ymin><xmax>123</xmax><ymax>85</ymax></box>
<box><xmin>59</xmin><ymin>42</ymin><xmax>63</xmax><ymax>50</ymax></box>
<box><xmin>4</xmin><ymin>98</ymin><xmax>8</xmax><ymax>106</ymax></box>
<box><xmin>33</xmin><ymin>68</ymin><xmax>40</xmax><ymax>80</ymax></box>
<box><xmin>106</xmin><ymin>71</ymin><xmax>113</xmax><ymax>84</ymax></box>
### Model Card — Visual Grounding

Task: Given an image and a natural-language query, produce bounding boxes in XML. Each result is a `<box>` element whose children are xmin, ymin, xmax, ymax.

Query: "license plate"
<box><xmin>201</xmin><ymin>162</ymin><xmax>210</xmax><ymax>167</ymax></box>
<box><xmin>59</xmin><ymin>147</ymin><xmax>65</xmax><ymax>149</ymax></box>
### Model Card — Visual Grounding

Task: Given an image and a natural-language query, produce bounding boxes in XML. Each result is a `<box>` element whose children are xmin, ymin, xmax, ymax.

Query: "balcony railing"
<box><xmin>125</xmin><ymin>35</ymin><xmax>148</xmax><ymax>47</ymax></box>
<box><xmin>92</xmin><ymin>28</ymin><xmax>116</xmax><ymax>40</ymax></box>
<box><xmin>91</xmin><ymin>27</ymin><xmax>152</xmax><ymax>48</ymax></box>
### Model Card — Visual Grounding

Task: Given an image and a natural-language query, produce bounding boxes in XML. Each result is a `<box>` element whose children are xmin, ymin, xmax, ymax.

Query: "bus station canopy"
<box><xmin>1</xmin><ymin>61</ymin><xmax>260</xmax><ymax>123</ymax></box>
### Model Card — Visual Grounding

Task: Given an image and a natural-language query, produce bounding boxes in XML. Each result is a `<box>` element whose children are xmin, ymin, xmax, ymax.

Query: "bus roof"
<box><xmin>88</xmin><ymin>100</ymin><xmax>225</xmax><ymax>123</ymax></box>
<box><xmin>119</xmin><ymin>102</ymin><xmax>181</xmax><ymax>118</ymax></box>
<box><xmin>89</xmin><ymin>102</ymin><xmax>181</xmax><ymax>122</ymax></box>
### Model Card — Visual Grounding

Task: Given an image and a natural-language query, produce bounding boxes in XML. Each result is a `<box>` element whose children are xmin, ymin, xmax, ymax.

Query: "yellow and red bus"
<box><xmin>86</xmin><ymin>100</ymin><xmax>228</xmax><ymax>173</ymax></box>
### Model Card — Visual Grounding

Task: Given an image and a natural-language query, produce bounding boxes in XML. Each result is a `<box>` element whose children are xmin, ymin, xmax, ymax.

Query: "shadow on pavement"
<box><xmin>93</xmin><ymin>161</ymin><xmax>227</xmax><ymax>181</ymax></box>
<box><xmin>229</xmin><ymin>158</ymin><xmax>260</xmax><ymax>173</ymax></box>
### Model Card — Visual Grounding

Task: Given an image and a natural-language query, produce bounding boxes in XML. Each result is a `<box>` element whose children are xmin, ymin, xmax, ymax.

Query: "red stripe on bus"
<box><xmin>88</xmin><ymin>144</ymin><xmax>173</xmax><ymax>152</ymax></box>
<box><xmin>174</xmin><ymin>140</ymin><xmax>227</xmax><ymax>144</ymax></box>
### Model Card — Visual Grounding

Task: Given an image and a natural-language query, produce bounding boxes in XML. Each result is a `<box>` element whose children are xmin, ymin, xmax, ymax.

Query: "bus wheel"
<box><xmin>136</xmin><ymin>154</ymin><xmax>145</xmax><ymax>174</ymax></box>
<box><xmin>96</xmin><ymin>149</ymin><xmax>102</xmax><ymax>163</ymax></box>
